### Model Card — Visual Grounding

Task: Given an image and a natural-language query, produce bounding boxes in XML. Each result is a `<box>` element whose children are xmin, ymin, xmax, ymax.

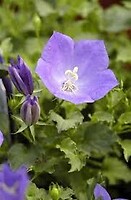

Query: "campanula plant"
<box><xmin>0</xmin><ymin>0</ymin><xmax>131</xmax><ymax>199</ymax></box>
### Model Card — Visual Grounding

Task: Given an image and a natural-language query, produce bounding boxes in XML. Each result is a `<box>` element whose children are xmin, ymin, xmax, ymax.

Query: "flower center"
<box><xmin>62</xmin><ymin>67</ymin><xmax>78</xmax><ymax>92</ymax></box>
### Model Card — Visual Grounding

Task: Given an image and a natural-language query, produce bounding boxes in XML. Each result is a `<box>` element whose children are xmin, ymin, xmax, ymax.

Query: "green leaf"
<box><xmin>120</xmin><ymin>139</ymin><xmax>131</xmax><ymax>162</ymax></box>
<box><xmin>75</xmin><ymin>122</ymin><xmax>117</xmax><ymax>156</ymax></box>
<box><xmin>103</xmin><ymin>157</ymin><xmax>131</xmax><ymax>184</ymax></box>
<box><xmin>14</xmin><ymin>123</ymin><xmax>28</xmax><ymax>134</ymax></box>
<box><xmin>26</xmin><ymin>183</ymin><xmax>51</xmax><ymax>200</ymax></box>
<box><xmin>8</xmin><ymin>143</ymin><xmax>40</xmax><ymax>169</ymax></box>
<box><xmin>35</xmin><ymin>0</ymin><xmax>55</xmax><ymax>17</ymax></box>
<box><xmin>33</xmin><ymin>155</ymin><xmax>58</xmax><ymax>174</ymax></box>
<box><xmin>118</xmin><ymin>112</ymin><xmax>131</xmax><ymax>125</ymax></box>
<box><xmin>101</xmin><ymin>6</ymin><xmax>131</xmax><ymax>32</ymax></box>
<box><xmin>29</xmin><ymin>125</ymin><xmax>35</xmax><ymax>142</ymax></box>
<box><xmin>69</xmin><ymin>168</ymin><xmax>92</xmax><ymax>200</ymax></box>
<box><xmin>116</xmin><ymin>43</ymin><xmax>131</xmax><ymax>62</ymax></box>
<box><xmin>91</xmin><ymin>111</ymin><xmax>113</xmax><ymax>123</ymax></box>
<box><xmin>0</xmin><ymin>37</ymin><xmax>13</xmax><ymax>56</ymax></box>
<box><xmin>60</xmin><ymin>186</ymin><xmax>74</xmax><ymax>200</ymax></box>
<box><xmin>107</xmin><ymin>89</ymin><xmax>125</xmax><ymax>108</ymax></box>
<box><xmin>49</xmin><ymin>111</ymin><xmax>83</xmax><ymax>133</ymax></box>
<box><xmin>56</xmin><ymin>137</ymin><xmax>86</xmax><ymax>172</ymax></box>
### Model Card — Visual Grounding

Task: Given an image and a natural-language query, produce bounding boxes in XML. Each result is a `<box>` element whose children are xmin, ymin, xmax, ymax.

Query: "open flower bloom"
<box><xmin>0</xmin><ymin>164</ymin><xmax>29</xmax><ymax>200</ymax></box>
<box><xmin>9</xmin><ymin>56</ymin><xmax>34</xmax><ymax>96</ymax></box>
<box><xmin>0</xmin><ymin>131</ymin><xmax>4</xmax><ymax>146</ymax></box>
<box><xmin>36</xmin><ymin>32</ymin><xmax>118</xmax><ymax>104</ymax></box>
<box><xmin>94</xmin><ymin>184</ymin><xmax>128</xmax><ymax>200</ymax></box>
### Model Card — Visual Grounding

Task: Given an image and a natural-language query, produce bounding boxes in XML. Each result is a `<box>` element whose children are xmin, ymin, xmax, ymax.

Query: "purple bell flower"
<box><xmin>0</xmin><ymin>163</ymin><xmax>29</xmax><ymax>200</ymax></box>
<box><xmin>0</xmin><ymin>131</ymin><xmax>4</xmax><ymax>146</ymax></box>
<box><xmin>20</xmin><ymin>95</ymin><xmax>40</xmax><ymax>126</ymax></box>
<box><xmin>36</xmin><ymin>32</ymin><xmax>118</xmax><ymax>104</ymax></box>
<box><xmin>94</xmin><ymin>184</ymin><xmax>128</xmax><ymax>200</ymax></box>
<box><xmin>8</xmin><ymin>56</ymin><xmax>34</xmax><ymax>96</ymax></box>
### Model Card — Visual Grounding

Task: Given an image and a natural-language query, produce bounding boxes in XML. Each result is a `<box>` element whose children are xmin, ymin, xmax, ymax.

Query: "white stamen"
<box><xmin>62</xmin><ymin>67</ymin><xmax>79</xmax><ymax>92</ymax></box>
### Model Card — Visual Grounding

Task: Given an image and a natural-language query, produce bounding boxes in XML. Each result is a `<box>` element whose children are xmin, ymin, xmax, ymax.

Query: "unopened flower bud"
<box><xmin>20</xmin><ymin>95</ymin><xmax>40</xmax><ymax>126</ymax></box>
<box><xmin>8</xmin><ymin>55</ymin><xmax>34</xmax><ymax>96</ymax></box>
<box><xmin>49</xmin><ymin>184</ymin><xmax>60</xmax><ymax>200</ymax></box>
<box><xmin>33</xmin><ymin>14</ymin><xmax>41</xmax><ymax>36</ymax></box>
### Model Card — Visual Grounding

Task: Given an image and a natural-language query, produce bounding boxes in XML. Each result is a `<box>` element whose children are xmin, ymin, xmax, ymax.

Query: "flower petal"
<box><xmin>74</xmin><ymin>40</ymin><xmax>109</xmax><ymax>79</ymax></box>
<box><xmin>18</xmin><ymin>56</ymin><xmax>34</xmax><ymax>95</ymax></box>
<box><xmin>94</xmin><ymin>184</ymin><xmax>111</xmax><ymax>200</ymax></box>
<box><xmin>40</xmin><ymin>31</ymin><xmax>74</xmax><ymax>72</ymax></box>
<box><xmin>78</xmin><ymin>69</ymin><xmax>118</xmax><ymax>101</ymax></box>
<box><xmin>36</xmin><ymin>58</ymin><xmax>62</xmax><ymax>94</ymax></box>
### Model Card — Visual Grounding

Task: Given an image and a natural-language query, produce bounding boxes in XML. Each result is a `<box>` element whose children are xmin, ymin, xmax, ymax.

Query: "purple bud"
<box><xmin>8</xmin><ymin>56</ymin><xmax>34</xmax><ymax>96</ymax></box>
<box><xmin>20</xmin><ymin>95</ymin><xmax>40</xmax><ymax>126</ymax></box>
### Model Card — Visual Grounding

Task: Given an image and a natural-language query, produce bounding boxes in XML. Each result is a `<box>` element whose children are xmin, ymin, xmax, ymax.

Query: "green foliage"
<box><xmin>49</xmin><ymin>111</ymin><xmax>83</xmax><ymax>133</ymax></box>
<box><xmin>120</xmin><ymin>139</ymin><xmax>131</xmax><ymax>162</ymax></box>
<box><xmin>8</xmin><ymin>143</ymin><xmax>40</xmax><ymax>168</ymax></box>
<box><xmin>103</xmin><ymin>157</ymin><xmax>131</xmax><ymax>184</ymax></box>
<box><xmin>26</xmin><ymin>183</ymin><xmax>51</xmax><ymax>200</ymax></box>
<box><xmin>75</xmin><ymin>123</ymin><xmax>117</xmax><ymax>156</ymax></box>
<box><xmin>56</xmin><ymin>137</ymin><xmax>86</xmax><ymax>172</ymax></box>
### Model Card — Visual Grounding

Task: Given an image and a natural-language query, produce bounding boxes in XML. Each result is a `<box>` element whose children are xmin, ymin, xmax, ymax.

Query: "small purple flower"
<box><xmin>20</xmin><ymin>95</ymin><xmax>40</xmax><ymax>126</ymax></box>
<box><xmin>94</xmin><ymin>184</ymin><xmax>128</xmax><ymax>200</ymax></box>
<box><xmin>0</xmin><ymin>163</ymin><xmax>29</xmax><ymax>200</ymax></box>
<box><xmin>8</xmin><ymin>56</ymin><xmax>34</xmax><ymax>96</ymax></box>
<box><xmin>35</xmin><ymin>32</ymin><xmax>118</xmax><ymax>104</ymax></box>
<box><xmin>0</xmin><ymin>131</ymin><xmax>4</xmax><ymax>146</ymax></box>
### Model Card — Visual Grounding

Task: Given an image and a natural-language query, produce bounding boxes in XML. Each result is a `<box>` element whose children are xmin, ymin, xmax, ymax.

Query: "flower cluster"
<box><xmin>8</xmin><ymin>56</ymin><xmax>40</xmax><ymax>126</ymax></box>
